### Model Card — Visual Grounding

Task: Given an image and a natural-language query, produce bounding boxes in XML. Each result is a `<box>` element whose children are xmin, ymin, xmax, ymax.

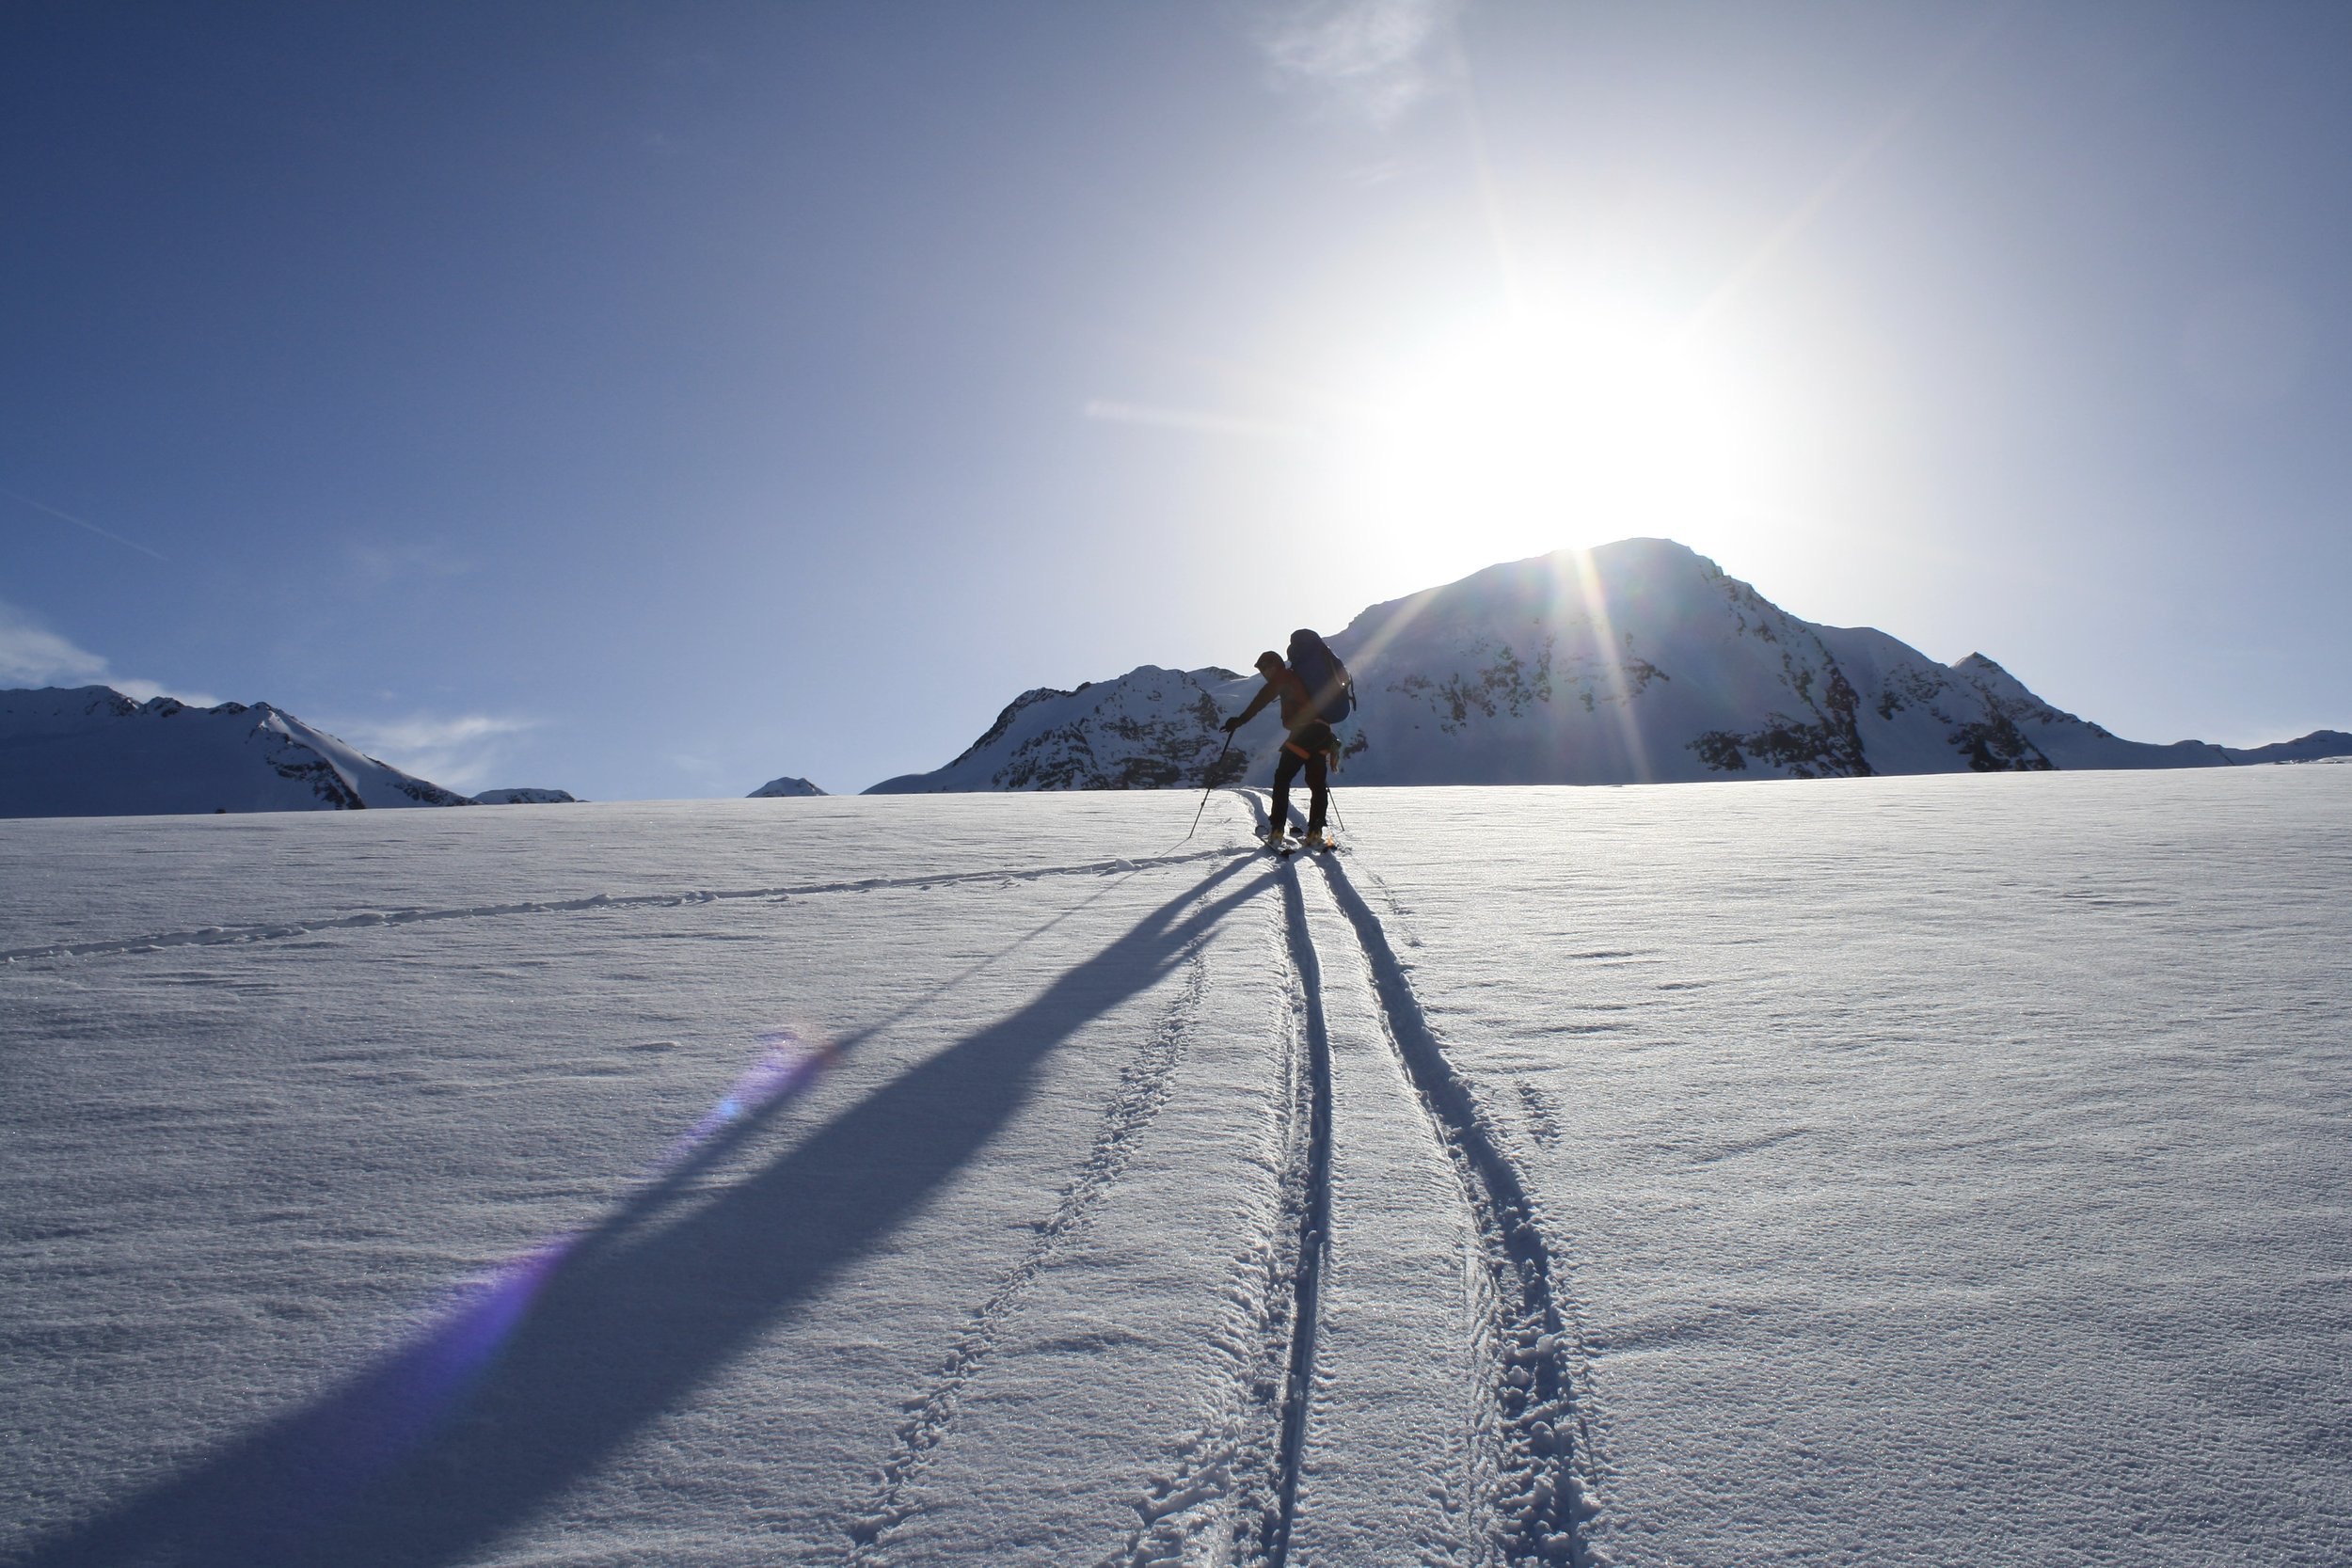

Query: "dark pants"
<box><xmin>1271</xmin><ymin>721</ymin><xmax>1333</xmax><ymax>835</ymax></box>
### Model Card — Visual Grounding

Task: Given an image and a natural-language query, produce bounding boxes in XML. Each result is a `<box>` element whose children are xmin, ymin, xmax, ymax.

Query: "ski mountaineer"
<box><xmin>1222</xmin><ymin>630</ymin><xmax>1353</xmax><ymax>852</ymax></box>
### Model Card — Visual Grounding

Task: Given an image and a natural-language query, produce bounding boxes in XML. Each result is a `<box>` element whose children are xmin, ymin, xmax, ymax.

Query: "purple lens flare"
<box><xmin>290</xmin><ymin>1024</ymin><xmax>840</xmax><ymax>1525</ymax></box>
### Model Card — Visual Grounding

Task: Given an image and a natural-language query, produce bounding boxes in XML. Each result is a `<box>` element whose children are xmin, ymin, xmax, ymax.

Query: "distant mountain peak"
<box><xmin>0</xmin><ymin>685</ymin><xmax>477</xmax><ymax>817</ymax></box>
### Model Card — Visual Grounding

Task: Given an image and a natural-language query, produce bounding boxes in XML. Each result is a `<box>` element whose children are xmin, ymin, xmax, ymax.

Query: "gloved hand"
<box><xmin>1221</xmin><ymin>716</ymin><xmax>1244</xmax><ymax>735</ymax></box>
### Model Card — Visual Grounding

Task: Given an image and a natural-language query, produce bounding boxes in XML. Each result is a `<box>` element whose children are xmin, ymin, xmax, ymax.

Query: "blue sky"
<box><xmin>4</xmin><ymin>1</ymin><xmax>2345</xmax><ymax>797</ymax></box>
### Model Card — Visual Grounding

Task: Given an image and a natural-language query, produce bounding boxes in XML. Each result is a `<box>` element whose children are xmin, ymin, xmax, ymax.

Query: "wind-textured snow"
<box><xmin>3</xmin><ymin>768</ymin><xmax>2347</xmax><ymax>1566</ymax></box>
<box><xmin>0</xmin><ymin>686</ymin><xmax>472</xmax><ymax>816</ymax></box>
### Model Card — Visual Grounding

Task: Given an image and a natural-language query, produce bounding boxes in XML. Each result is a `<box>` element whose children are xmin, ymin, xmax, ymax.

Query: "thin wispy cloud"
<box><xmin>105</xmin><ymin>675</ymin><xmax>220</xmax><ymax>705</ymax></box>
<box><xmin>0</xmin><ymin>484</ymin><xmax>167</xmax><ymax>561</ymax></box>
<box><xmin>329</xmin><ymin>711</ymin><xmax>540</xmax><ymax>793</ymax></box>
<box><xmin>1082</xmin><ymin>399</ymin><xmax>1314</xmax><ymax>441</ymax></box>
<box><xmin>0</xmin><ymin>606</ymin><xmax>109</xmax><ymax>689</ymax></box>
<box><xmin>1251</xmin><ymin>0</ymin><xmax>1464</xmax><ymax>122</ymax></box>
<box><xmin>0</xmin><ymin>600</ymin><xmax>217</xmax><ymax>705</ymax></box>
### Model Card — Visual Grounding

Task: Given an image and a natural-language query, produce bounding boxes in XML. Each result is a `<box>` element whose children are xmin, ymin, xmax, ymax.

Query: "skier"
<box><xmin>1222</xmin><ymin>631</ymin><xmax>1353</xmax><ymax>851</ymax></box>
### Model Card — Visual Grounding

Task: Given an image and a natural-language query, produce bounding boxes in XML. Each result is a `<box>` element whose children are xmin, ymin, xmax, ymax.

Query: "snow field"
<box><xmin>5</xmin><ymin>768</ymin><xmax>2347</xmax><ymax>1567</ymax></box>
<box><xmin>8</xmin><ymin>793</ymin><xmax>1569</xmax><ymax>1568</ymax></box>
<box><xmin>1</xmin><ymin>813</ymin><xmax>1305</xmax><ymax>1565</ymax></box>
<box><xmin>846</xmin><ymin>861</ymin><xmax>1300</xmax><ymax>1566</ymax></box>
<box><xmin>0</xmin><ymin>793</ymin><xmax>1220</xmax><ymax>956</ymax></box>
<box><xmin>1339</xmin><ymin>766</ymin><xmax>2352</xmax><ymax>1566</ymax></box>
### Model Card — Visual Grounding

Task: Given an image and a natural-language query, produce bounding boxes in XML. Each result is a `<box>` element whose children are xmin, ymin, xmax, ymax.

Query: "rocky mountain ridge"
<box><xmin>867</xmin><ymin>539</ymin><xmax>2349</xmax><ymax>793</ymax></box>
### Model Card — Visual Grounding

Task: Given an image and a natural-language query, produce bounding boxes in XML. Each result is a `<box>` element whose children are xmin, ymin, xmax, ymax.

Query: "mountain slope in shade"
<box><xmin>472</xmin><ymin>788</ymin><xmax>579</xmax><ymax>805</ymax></box>
<box><xmin>2219</xmin><ymin>729</ymin><xmax>2352</xmax><ymax>764</ymax></box>
<box><xmin>748</xmin><ymin>775</ymin><xmax>827</xmax><ymax>798</ymax></box>
<box><xmin>866</xmin><ymin>667</ymin><xmax>1252</xmax><ymax>794</ymax></box>
<box><xmin>869</xmin><ymin>539</ymin><xmax>2346</xmax><ymax>792</ymax></box>
<box><xmin>0</xmin><ymin>687</ymin><xmax>474</xmax><ymax>817</ymax></box>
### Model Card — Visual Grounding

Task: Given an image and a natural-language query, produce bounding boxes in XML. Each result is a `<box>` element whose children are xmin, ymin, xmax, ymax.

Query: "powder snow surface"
<box><xmin>2</xmin><ymin>771</ymin><xmax>2346</xmax><ymax>1567</ymax></box>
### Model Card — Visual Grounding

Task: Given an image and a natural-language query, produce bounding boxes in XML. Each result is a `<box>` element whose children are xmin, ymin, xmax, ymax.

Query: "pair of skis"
<box><xmin>1264</xmin><ymin>832</ymin><xmax>1339</xmax><ymax>858</ymax></box>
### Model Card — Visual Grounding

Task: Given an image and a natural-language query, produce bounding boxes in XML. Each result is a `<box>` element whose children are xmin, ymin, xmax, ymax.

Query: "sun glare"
<box><xmin>1336</xmin><ymin>306</ymin><xmax>1768</xmax><ymax>579</ymax></box>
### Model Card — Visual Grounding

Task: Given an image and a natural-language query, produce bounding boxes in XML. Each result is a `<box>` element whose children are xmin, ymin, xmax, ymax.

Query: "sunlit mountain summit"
<box><xmin>868</xmin><ymin>538</ymin><xmax>2348</xmax><ymax>793</ymax></box>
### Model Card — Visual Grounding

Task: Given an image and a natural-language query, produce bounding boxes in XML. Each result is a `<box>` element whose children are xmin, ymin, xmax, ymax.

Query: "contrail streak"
<box><xmin>0</xmin><ymin>483</ymin><xmax>169</xmax><ymax>561</ymax></box>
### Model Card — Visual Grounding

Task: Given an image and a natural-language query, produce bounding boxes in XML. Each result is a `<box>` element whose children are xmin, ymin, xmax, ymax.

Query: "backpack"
<box><xmin>1287</xmin><ymin>628</ymin><xmax>1355</xmax><ymax>724</ymax></box>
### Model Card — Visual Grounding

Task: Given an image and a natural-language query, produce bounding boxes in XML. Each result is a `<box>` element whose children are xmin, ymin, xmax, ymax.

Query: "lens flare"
<box><xmin>204</xmin><ymin>1024</ymin><xmax>843</xmax><ymax>1548</ymax></box>
<box><xmin>653</xmin><ymin>1028</ymin><xmax>835</xmax><ymax>1173</ymax></box>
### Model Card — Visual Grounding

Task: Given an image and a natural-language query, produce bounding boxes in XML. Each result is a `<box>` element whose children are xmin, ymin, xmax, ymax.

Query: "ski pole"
<box><xmin>1176</xmin><ymin>731</ymin><xmax>1234</xmax><ymax>847</ymax></box>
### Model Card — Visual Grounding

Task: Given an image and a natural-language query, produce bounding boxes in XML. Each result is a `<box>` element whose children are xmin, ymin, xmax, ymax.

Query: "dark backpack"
<box><xmin>1287</xmin><ymin>628</ymin><xmax>1355</xmax><ymax>724</ymax></box>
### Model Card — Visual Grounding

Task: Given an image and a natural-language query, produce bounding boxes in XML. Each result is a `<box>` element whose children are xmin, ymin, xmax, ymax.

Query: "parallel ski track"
<box><xmin>1239</xmin><ymin>789</ymin><xmax>1594</xmax><ymax>1565</ymax></box>
<box><xmin>1311</xmin><ymin>854</ymin><xmax>1595</xmax><ymax>1566</ymax></box>
<box><xmin>1100</xmin><ymin>852</ymin><xmax>1323</xmax><ymax>1568</ymax></box>
<box><xmin>846</xmin><ymin>939</ymin><xmax>1212</xmax><ymax>1558</ymax></box>
<box><xmin>1261</xmin><ymin>858</ymin><xmax>1337</xmax><ymax>1568</ymax></box>
<box><xmin>0</xmin><ymin>847</ymin><xmax>1238</xmax><ymax>966</ymax></box>
<box><xmin>17</xmin><ymin>789</ymin><xmax>1595</xmax><ymax>1559</ymax></box>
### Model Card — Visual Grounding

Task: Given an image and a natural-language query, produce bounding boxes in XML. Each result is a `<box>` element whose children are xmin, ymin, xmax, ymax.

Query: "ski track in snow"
<box><xmin>9</xmin><ymin>777</ymin><xmax>2346</xmax><ymax>1566</ymax></box>
<box><xmin>846</xmin><ymin>935</ymin><xmax>1213</xmax><ymax>1558</ymax></box>
<box><xmin>1097</xmin><ymin>839</ymin><xmax>1323</xmax><ymax>1568</ymax></box>
<box><xmin>0</xmin><ymin>847</ymin><xmax>1235</xmax><ymax>966</ymax></box>
<box><xmin>1261</xmin><ymin>847</ymin><xmax>1338</xmax><ymax>1568</ymax></box>
<box><xmin>7</xmin><ymin>787</ymin><xmax>1597</xmax><ymax>1562</ymax></box>
<box><xmin>1243</xmin><ymin>790</ymin><xmax>1597</xmax><ymax>1565</ymax></box>
<box><xmin>1317</xmin><ymin>856</ymin><xmax>1597</xmax><ymax>1564</ymax></box>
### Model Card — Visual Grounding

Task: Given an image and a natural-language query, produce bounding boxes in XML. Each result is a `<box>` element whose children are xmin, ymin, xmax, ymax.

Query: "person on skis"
<box><xmin>1222</xmin><ymin>631</ymin><xmax>1351</xmax><ymax>850</ymax></box>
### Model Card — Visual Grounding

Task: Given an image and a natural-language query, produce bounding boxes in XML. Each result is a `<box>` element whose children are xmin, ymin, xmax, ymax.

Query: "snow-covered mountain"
<box><xmin>472</xmin><ymin>788</ymin><xmax>579</xmax><ymax>805</ymax></box>
<box><xmin>2220</xmin><ymin>729</ymin><xmax>2352</xmax><ymax>764</ymax></box>
<box><xmin>870</xmin><ymin>538</ymin><xmax>2347</xmax><ymax>792</ymax></box>
<box><xmin>748</xmin><ymin>775</ymin><xmax>827</xmax><ymax>798</ymax></box>
<box><xmin>0</xmin><ymin>686</ymin><xmax>475</xmax><ymax>817</ymax></box>
<box><xmin>867</xmin><ymin>667</ymin><xmax>1250</xmax><ymax>794</ymax></box>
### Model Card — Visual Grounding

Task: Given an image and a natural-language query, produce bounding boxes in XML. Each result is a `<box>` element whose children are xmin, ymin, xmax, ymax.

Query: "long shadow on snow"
<box><xmin>11</xmin><ymin>856</ymin><xmax>1268</xmax><ymax>1568</ymax></box>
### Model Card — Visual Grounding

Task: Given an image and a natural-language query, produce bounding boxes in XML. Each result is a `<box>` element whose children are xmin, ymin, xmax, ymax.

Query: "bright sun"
<box><xmin>1335</xmin><ymin>306</ymin><xmax>1767</xmax><ymax>578</ymax></box>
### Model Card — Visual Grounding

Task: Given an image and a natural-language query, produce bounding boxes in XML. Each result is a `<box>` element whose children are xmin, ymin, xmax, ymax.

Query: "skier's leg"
<box><xmin>1270</xmin><ymin>745</ymin><xmax>1302</xmax><ymax>835</ymax></box>
<box><xmin>1304</xmin><ymin>750</ymin><xmax>1329</xmax><ymax>836</ymax></box>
